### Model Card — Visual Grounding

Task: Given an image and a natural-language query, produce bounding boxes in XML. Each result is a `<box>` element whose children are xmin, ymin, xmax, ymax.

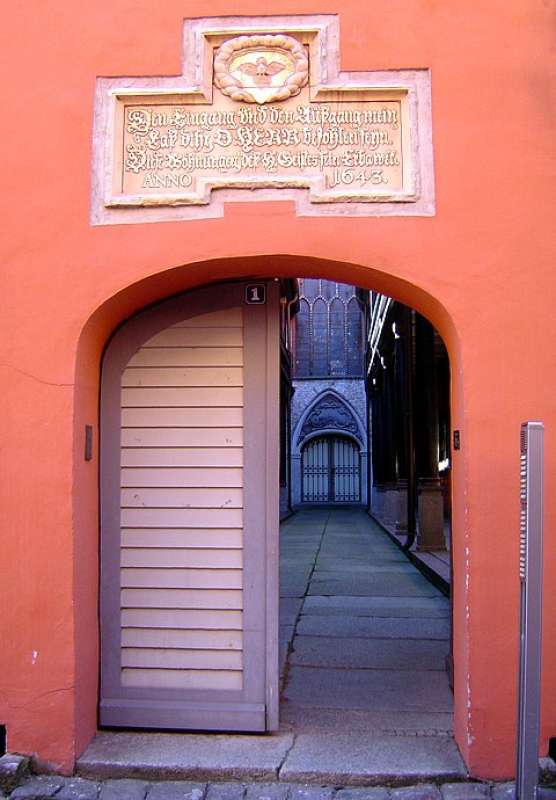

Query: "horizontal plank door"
<box><xmin>100</xmin><ymin>282</ymin><xmax>279</xmax><ymax>731</ymax></box>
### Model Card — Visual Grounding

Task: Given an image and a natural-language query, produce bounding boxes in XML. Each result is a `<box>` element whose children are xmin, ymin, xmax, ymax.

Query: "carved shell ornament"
<box><xmin>214</xmin><ymin>34</ymin><xmax>309</xmax><ymax>104</ymax></box>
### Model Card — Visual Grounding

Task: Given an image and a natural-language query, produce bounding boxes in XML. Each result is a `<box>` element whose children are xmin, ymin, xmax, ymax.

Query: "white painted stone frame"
<box><xmin>91</xmin><ymin>15</ymin><xmax>435</xmax><ymax>225</ymax></box>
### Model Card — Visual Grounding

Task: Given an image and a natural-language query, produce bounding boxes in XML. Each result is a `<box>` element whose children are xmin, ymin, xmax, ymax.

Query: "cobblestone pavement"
<box><xmin>4</xmin><ymin>776</ymin><xmax>519</xmax><ymax>800</ymax></box>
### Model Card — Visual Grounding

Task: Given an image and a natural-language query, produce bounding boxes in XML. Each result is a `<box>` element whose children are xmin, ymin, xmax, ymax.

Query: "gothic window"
<box><xmin>312</xmin><ymin>298</ymin><xmax>328</xmax><ymax>375</ymax></box>
<box><xmin>294</xmin><ymin>281</ymin><xmax>364</xmax><ymax>378</ymax></box>
<box><xmin>338</xmin><ymin>283</ymin><xmax>353</xmax><ymax>301</ymax></box>
<box><xmin>295</xmin><ymin>298</ymin><xmax>311</xmax><ymax>376</ymax></box>
<box><xmin>329</xmin><ymin>297</ymin><xmax>346</xmax><ymax>376</ymax></box>
<box><xmin>302</xmin><ymin>278</ymin><xmax>320</xmax><ymax>299</ymax></box>
<box><xmin>321</xmin><ymin>279</ymin><xmax>336</xmax><ymax>300</ymax></box>
<box><xmin>346</xmin><ymin>297</ymin><xmax>363</xmax><ymax>376</ymax></box>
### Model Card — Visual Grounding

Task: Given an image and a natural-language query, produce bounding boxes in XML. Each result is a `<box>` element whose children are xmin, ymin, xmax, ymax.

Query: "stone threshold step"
<box><xmin>73</xmin><ymin>731</ymin><xmax>467</xmax><ymax>786</ymax></box>
<box><xmin>3</xmin><ymin>753</ymin><xmax>556</xmax><ymax>800</ymax></box>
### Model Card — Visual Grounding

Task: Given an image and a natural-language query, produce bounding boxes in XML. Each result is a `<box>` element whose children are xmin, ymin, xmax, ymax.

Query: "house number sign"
<box><xmin>92</xmin><ymin>16</ymin><xmax>434</xmax><ymax>223</ymax></box>
<box><xmin>245</xmin><ymin>284</ymin><xmax>267</xmax><ymax>304</ymax></box>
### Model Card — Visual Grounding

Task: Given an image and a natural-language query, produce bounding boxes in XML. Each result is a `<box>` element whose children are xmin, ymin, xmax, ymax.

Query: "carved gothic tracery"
<box><xmin>299</xmin><ymin>394</ymin><xmax>360</xmax><ymax>443</ymax></box>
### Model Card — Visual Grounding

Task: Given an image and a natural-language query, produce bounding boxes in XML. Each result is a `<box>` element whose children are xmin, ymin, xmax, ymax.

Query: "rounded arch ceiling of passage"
<box><xmin>75</xmin><ymin>252</ymin><xmax>459</xmax><ymax>376</ymax></box>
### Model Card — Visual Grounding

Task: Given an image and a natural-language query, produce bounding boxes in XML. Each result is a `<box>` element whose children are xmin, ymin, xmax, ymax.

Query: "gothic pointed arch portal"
<box><xmin>297</xmin><ymin>391</ymin><xmax>365</xmax><ymax>447</ymax></box>
<box><xmin>292</xmin><ymin>390</ymin><xmax>368</xmax><ymax>507</ymax></box>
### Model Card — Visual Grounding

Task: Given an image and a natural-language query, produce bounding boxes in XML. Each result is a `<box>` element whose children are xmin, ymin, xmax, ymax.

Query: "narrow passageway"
<box><xmin>278</xmin><ymin>507</ymin><xmax>463</xmax><ymax>782</ymax></box>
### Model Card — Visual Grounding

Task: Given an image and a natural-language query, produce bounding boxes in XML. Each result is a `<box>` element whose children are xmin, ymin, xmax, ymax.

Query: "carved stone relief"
<box><xmin>213</xmin><ymin>34</ymin><xmax>309</xmax><ymax>104</ymax></box>
<box><xmin>299</xmin><ymin>394</ymin><xmax>360</xmax><ymax>443</ymax></box>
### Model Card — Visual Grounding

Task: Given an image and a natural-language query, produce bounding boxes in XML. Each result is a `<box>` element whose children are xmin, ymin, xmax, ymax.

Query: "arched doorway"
<box><xmin>301</xmin><ymin>434</ymin><xmax>361</xmax><ymax>504</ymax></box>
<box><xmin>97</xmin><ymin>271</ymin><xmax>454</xmax><ymax>736</ymax></box>
<box><xmin>72</xmin><ymin>254</ymin><xmax>471</xmax><ymax>777</ymax></box>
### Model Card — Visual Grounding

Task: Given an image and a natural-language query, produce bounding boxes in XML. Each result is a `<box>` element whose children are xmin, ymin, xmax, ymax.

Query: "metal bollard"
<box><xmin>516</xmin><ymin>423</ymin><xmax>556</xmax><ymax>800</ymax></box>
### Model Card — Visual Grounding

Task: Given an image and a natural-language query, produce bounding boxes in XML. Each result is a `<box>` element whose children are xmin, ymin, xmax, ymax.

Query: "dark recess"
<box><xmin>549</xmin><ymin>737</ymin><xmax>556</xmax><ymax>761</ymax></box>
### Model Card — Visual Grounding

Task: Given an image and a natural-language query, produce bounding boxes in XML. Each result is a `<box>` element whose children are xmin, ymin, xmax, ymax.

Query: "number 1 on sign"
<box><xmin>245</xmin><ymin>284</ymin><xmax>266</xmax><ymax>304</ymax></box>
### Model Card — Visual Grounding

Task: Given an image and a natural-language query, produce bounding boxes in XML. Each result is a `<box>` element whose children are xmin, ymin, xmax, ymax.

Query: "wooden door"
<box><xmin>100</xmin><ymin>282</ymin><xmax>280</xmax><ymax>731</ymax></box>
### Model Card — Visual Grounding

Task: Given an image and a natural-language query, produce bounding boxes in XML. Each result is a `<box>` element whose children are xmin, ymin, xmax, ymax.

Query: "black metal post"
<box><xmin>403</xmin><ymin>307</ymin><xmax>416</xmax><ymax>551</ymax></box>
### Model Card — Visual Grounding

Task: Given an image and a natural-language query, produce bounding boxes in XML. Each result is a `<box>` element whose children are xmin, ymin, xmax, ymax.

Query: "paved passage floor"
<box><xmin>78</xmin><ymin>508</ymin><xmax>465</xmax><ymax>785</ymax></box>
<box><xmin>278</xmin><ymin>508</ymin><xmax>463</xmax><ymax>782</ymax></box>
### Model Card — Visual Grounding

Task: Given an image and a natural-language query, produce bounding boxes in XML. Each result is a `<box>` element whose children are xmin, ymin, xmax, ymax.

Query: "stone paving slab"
<box><xmin>288</xmin><ymin>788</ymin><xmax>334</xmax><ymax>800</ymax></box>
<box><xmin>280</xmin><ymin>556</ymin><xmax>317</xmax><ymax>562</ymax></box>
<box><xmin>315</xmin><ymin>556</ymin><xmax>409</xmax><ymax>566</ymax></box>
<box><xmin>57</xmin><ymin>778</ymin><xmax>100</xmax><ymax>800</ymax></box>
<box><xmin>280</xmin><ymin>625</ymin><xmax>295</xmax><ymax>642</ymax></box>
<box><xmin>280</xmin><ymin>575</ymin><xmax>313</xmax><ymax>584</ymax></box>
<box><xmin>244</xmin><ymin>784</ymin><xmax>289</xmax><ymax>800</ymax></box>
<box><xmin>282</xmin><ymin>536</ymin><xmax>317</xmax><ymax>546</ymax></box>
<box><xmin>283</xmin><ymin>667</ymin><xmax>453</xmax><ymax>712</ymax></box>
<box><xmin>335</xmin><ymin>789</ymin><xmax>389</xmax><ymax>800</ymax></box>
<box><xmin>206</xmin><ymin>782</ymin><xmax>246</xmax><ymax>800</ymax></box>
<box><xmin>296</xmin><ymin>615</ymin><xmax>450</xmax><ymax>641</ymax></box>
<box><xmin>280</xmin><ymin>585</ymin><xmax>310</xmax><ymax>599</ymax></box>
<box><xmin>279</xmin><ymin>733</ymin><xmax>466</xmax><ymax>785</ymax></box>
<box><xmin>280</xmin><ymin>541</ymin><xmax>320</xmax><ymax>548</ymax></box>
<box><xmin>290</xmin><ymin>636</ymin><xmax>448</xmax><ymax>670</ymax></box>
<box><xmin>313</xmin><ymin>565</ymin><xmax>415</xmax><ymax>575</ymax></box>
<box><xmin>316</xmin><ymin>538</ymin><xmax>390</xmax><ymax>546</ymax></box>
<box><xmin>77</xmin><ymin>732</ymin><xmax>295</xmax><ymax>782</ymax></box>
<box><xmin>316</xmin><ymin>556</ymin><xmax>409</xmax><ymax>566</ymax></box>
<box><xmin>146</xmin><ymin>782</ymin><xmax>205</xmax><ymax>800</ymax></box>
<box><xmin>303</xmin><ymin>596</ymin><xmax>448</xmax><ymax>612</ymax></box>
<box><xmin>100</xmin><ymin>780</ymin><xmax>149</xmax><ymax>800</ymax></box>
<box><xmin>281</xmin><ymin>539</ymin><xmax>321</xmax><ymax>544</ymax></box>
<box><xmin>317</xmin><ymin>538</ymin><xmax>403</xmax><ymax>546</ymax></box>
<box><xmin>301</xmin><ymin>597</ymin><xmax>449</xmax><ymax>619</ymax></box>
<box><xmin>11</xmin><ymin>776</ymin><xmax>68</xmax><ymax>799</ymax></box>
<box><xmin>440</xmin><ymin>784</ymin><xmax>491</xmax><ymax>800</ymax></box>
<box><xmin>490</xmin><ymin>785</ymin><xmax>514</xmax><ymax>800</ymax></box>
<box><xmin>0</xmin><ymin>756</ymin><xmax>30</xmax><ymax>795</ymax></box>
<box><xmin>280</xmin><ymin>599</ymin><xmax>303</xmax><ymax>627</ymax></box>
<box><xmin>391</xmin><ymin>786</ymin><xmax>441</xmax><ymax>800</ymax></box>
<box><xmin>279</xmin><ymin>706</ymin><xmax>454</xmax><ymax>736</ymax></box>
<box><xmin>308</xmin><ymin>575</ymin><xmax>439</xmax><ymax>598</ymax></box>
<box><xmin>280</xmin><ymin>567</ymin><xmax>315</xmax><ymax>576</ymax></box>
<box><xmin>282</xmin><ymin>559</ymin><xmax>312</xmax><ymax>579</ymax></box>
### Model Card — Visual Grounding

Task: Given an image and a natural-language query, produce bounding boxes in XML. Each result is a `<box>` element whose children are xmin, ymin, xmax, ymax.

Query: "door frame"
<box><xmin>99</xmin><ymin>281</ymin><xmax>280</xmax><ymax>731</ymax></box>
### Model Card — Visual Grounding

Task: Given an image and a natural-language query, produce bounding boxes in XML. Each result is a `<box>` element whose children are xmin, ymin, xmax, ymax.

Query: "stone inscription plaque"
<box><xmin>93</xmin><ymin>17</ymin><xmax>434</xmax><ymax>222</ymax></box>
<box><xmin>120</xmin><ymin>98</ymin><xmax>404</xmax><ymax>203</ymax></box>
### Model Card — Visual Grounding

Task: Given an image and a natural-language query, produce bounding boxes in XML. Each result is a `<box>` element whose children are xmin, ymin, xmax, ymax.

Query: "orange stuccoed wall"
<box><xmin>1</xmin><ymin>0</ymin><xmax>555</xmax><ymax>779</ymax></box>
